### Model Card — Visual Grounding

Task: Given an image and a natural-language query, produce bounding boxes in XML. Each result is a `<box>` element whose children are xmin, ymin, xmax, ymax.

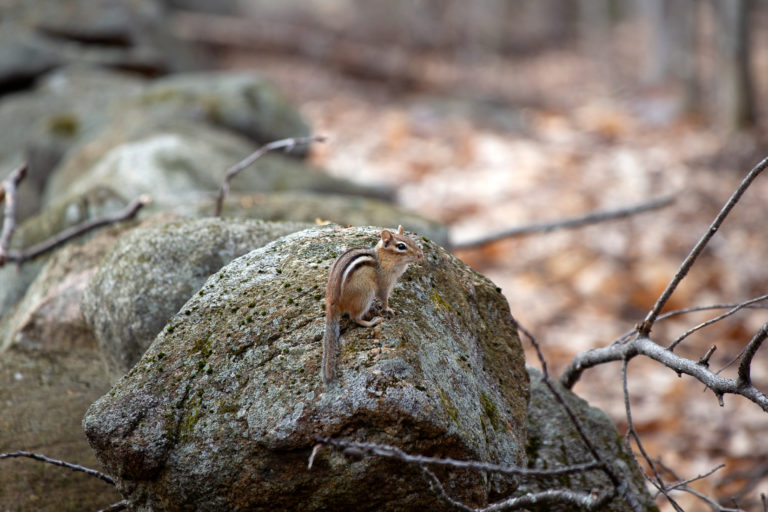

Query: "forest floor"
<box><xmin>214</xmin><ymin>22</ymin><xmax>768</xmax><ymax>510</ymax></box>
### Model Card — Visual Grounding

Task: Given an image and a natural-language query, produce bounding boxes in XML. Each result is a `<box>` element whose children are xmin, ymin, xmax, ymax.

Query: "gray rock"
<box><xmin>0</xmin><ymin>67</ymin><xmax>318</xmax><ymax>222</ymax></box>
<box><xmin>0</xmin><ymin>222</ymin><xmax>128</xmax><ymax>354</ymax></box>
<box><xmin>522</xmin><ymin>366</ymin><xmax>657</xmax><ymax>512</ymax></box>
<box><xmin>0</xmin><ymin>0</ymin><xmax>197</xmax><ymax>84</ymax></box>
<box><xmin>144</xmin><ymin>71</ymin><xmax>311</xmax><ymax>146</ymax></box>
<box><xmin>83</xmin><ymin>226</ymin><xmax>529</xmax><ymax>511</ymax></box>
<box><xmin>45</xmin><ymin>121</ymin><xmax>391</xmax><ymax>216</ymax></box>
<box><xmin>217</xmin><ymin>191</ymin><xmax>449</xmax><ymax>246</ymax></box>
<box><xmin>81</xmin><ymin>217</ymin><xmax>311</xmax><ymax>380</ymax></box>
<box><xmin>0</xmin><ymin>186</ymin><xmax>128</xmax><ymax>321</ymax></box>
<box><xmin>0</xmin><ymin>69</ymin><xmax>144</xmax><ymax>223</ymax></box>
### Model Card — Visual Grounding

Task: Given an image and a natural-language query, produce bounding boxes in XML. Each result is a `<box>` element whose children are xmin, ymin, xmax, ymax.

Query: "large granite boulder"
<box><xmin>83</xmin><ymin>226</ymin><xmax>529</xmax><ymax>511</ymax></box>
<box><xmin>522</xmin><ymin>367</ymin><xmax>657</xmax><ymax>511</ymax></box>
<box><xmin>81</xmin><ymin>217</ymin><xmax>311</xmax><ymax>380</ymax></box>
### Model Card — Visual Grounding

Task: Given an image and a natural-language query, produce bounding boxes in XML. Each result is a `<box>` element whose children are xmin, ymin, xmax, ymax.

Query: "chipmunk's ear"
<box><xmin>381</xmin><ymin>229</ymin><xmax>393</xmax><ymax>246</ymax></box>
<box><xmin>397</xmin><ymin>225</ymin><xmax>404</xmax><ymax>235</ymax></box>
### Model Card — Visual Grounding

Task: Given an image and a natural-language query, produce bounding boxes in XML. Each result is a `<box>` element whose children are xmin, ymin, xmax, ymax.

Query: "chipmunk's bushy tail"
<box><xmin>322</xmin><ymin>312</ymin><xmax>340</xmax><ymax>387</ymax></box>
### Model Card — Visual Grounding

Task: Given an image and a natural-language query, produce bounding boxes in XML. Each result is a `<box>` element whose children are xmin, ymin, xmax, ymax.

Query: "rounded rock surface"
<box><xmin>84</xmin><ymin>225</ymin><xmax>529</xmax><ymax>511</ymax></box>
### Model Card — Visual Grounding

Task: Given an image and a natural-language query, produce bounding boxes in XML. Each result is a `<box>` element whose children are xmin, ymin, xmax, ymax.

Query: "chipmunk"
<box><xmin>322</xmin><ymin>226</ymin><xmax>423</xmax><ymax>386</ymax></box>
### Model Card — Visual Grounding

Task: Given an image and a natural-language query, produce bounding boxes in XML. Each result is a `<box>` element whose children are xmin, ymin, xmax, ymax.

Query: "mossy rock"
<box><xmin>521</xmin><ymin>366</ymin><xmax>657</xmax><ymax>512</ymax></box>
<box><xmin>81</xmin><ymin>217</ymin><xmax>311</xmax><ymax>380</ymax></box>
<box><xmin>83</xmin><ymin>225</ymin><xmax>529</xmax><ymax>511</ymax></box>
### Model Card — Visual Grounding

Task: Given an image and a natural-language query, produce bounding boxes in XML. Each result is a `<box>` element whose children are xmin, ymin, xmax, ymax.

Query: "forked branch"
<box><xmin>214</xmin><ymin>135</ymin><xmax>326</xmax><ymax>216</ymax></box>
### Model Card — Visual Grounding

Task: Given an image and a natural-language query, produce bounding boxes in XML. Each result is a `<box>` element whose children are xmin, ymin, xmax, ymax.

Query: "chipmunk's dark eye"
<box><xmin>397</xmin><ymin>243</ymin><xmax>407</xmax><ymax>251</ymax></box>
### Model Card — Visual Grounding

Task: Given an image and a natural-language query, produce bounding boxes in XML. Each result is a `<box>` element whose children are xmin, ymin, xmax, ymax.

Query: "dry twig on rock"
<box><xmin>1</xmin><ymin>195</ymin><xmax>150</xmax><ymax>267</ymax></box>
<box><xmin>213</xmin><ymin>135</ymin><xmax>326</xmax><ymax>216</ymax></box>
<box><xmin>0</xmin><ymin>451</ymin><xmax>114</xmax><ymax>485</ymax></box>
<box><xmin>312</xmin><ymin>437</ymin><xmax>620</xmax><ymax>512</ymax></box>
<box><xmin>0</xmin><ymin>163</ymin><xmax>28</xmax><ymax>265</ymax></box>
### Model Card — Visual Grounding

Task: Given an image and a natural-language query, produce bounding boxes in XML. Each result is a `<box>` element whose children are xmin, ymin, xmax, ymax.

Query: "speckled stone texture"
<box><xmin>83</xmin><ymin>225</ymin><xmax>529</xmax><ymax>511</ymax></box>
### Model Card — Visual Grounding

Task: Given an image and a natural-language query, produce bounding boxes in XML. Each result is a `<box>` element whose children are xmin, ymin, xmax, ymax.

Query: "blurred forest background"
<box><xmin>3</xmin><ymin>0</ymin><xmax>767</xmax><ymax>510</ymax></box>
<box><xmin>169</xmin><ymin>1</ymin><xmax>768</xmax><ymax>509</ymax></box>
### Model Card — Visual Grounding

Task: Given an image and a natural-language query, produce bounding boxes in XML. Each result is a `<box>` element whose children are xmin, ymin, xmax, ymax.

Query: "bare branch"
<box><xmin>0</xmin><ymin>451</ymin><xmax>114</xmax><ymax>485</ymax></box>
<box><xmin>638</xmin><ymin>156</ymin><xmax>768</xmax><ymax>335</ymax></box>
<box><xmin>622</xmin><ymin>359</ymin><xmax>685</xmax><ymax>511</ymax></box>
<box><xmin>2</xmin><ymin>195</ymin><xmax>149</xmax><ymax>266</ymax></box>
<box><xmin>481</xmin><ymin>488</ymin><xmax>616</xmax><ymax>512</ymax></box>
<box><xmin>737</xmin><ymin>321</ymin><xmax>768</xmax><ymax>387</ymax></box>
<box><xmin>668</xmin><ymin>293</ymin><xmax>768</xmax><ymax>351</ymax></box>
<box><xmin>658</xmin><ymin>296</ymin><xmax>768</xmax><ymax>323</ymax></box>
<box><xmin>674</xmin><ymin>487</ymin><xmax>743</xmax><ymax>512</ymax></box>
<box><xmin>560</xmin><ymin>334</ymin><xmax>768</xmax><ymax>411</ymax></box>
<box><xmin>313</xmin><ymin>437</ymin><xmax>602</xmax><ymax>478</ymax></box>
<box><xmin>97</xmin><ymin>502</ymin><xmax>129</xmax><ymax>512</ymax></box>
<box><xmin>0</xmin><ymin>163</ymin><xmax>28</xmax><ymax>265</ymax></box>
<box><xmin>417</xmin><ymin>465</ymin><xmax>475</xmax><ymax>512</ymax></box>
<box><xmin>664</xmin><ymin>464</ymin><xmax>725</xmax><ymax>492</ymax></box>
<box><xmin>214</xmin><ymin>135</ymin><xmax>326</xmax><ymax>216</ymax></box>
<box><xmin>452</xmin><ymin>195</ymin><xmax>674</xmax><ymax>250</ymax></box>
<box><xmin>315</xmin><ymin>437</ymin><xmax>618</xmax><ymax>512</ymax></box>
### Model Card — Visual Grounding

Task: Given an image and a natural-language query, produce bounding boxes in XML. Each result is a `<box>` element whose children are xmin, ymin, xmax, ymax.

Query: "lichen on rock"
<box><xmin>83</xmin><ymin>225</ymin><xmax>529</xmax><ymax>511</ymax></box>
<box><xmin>81</xmin><ymin>216</ymin><xmax>311</xmax><ymax>380</ymax></box>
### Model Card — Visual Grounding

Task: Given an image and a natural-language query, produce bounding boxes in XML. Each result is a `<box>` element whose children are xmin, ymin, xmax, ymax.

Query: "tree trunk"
<box><xmin>714</xmin><ymin>0</ymin><xmax>756</xmax><ymax>130</ymax></box>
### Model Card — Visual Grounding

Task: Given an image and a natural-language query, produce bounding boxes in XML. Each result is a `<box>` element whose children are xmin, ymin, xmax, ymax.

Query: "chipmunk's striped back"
<box><xmin>328</xmin><ymin>248</ymin><xmax>377</xmax><ymax>304</ymax></box>
<box><xmin>322</xmin><ymin>227</ymin><xmax>423</xmax><ymax>386</ymax></box>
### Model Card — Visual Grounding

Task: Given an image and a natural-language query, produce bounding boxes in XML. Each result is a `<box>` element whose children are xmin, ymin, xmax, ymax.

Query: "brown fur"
<box><xmin>322</xmin><ymin>227</ymin><xmax>422</xmax><ymax>386</ymax></box>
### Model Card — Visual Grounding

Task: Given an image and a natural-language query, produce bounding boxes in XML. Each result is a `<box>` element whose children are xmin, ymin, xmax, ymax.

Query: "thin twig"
<box><xmin>313</xmin><ymin>438</ymin><xmax>602</xmax><ymax>478</ymax></box>
<box><xmin>214</xmin><ymin>135</ymin><xmax>326</xmax><ymax>216</ymax></box>
<box><xmin>2</xmin><ymin>195</ymin><xmax>149</xmax><ymax>266</ymax></box>
<box><xmin>316</xmin><ymin>438</ymin><xmax>618</xmax><ymax>512</ymax></box>
<box><xmin>0</xmin><ymin>163</ymin><xmax>28</xmax><ymax>265</ymax></box>
<box><xmin>0</xmin><ymin>451</ymin><xmax>114</xmax><ymax>485</ymax></box>
<box><xmin>698</xmin><ymin>345</ymin><xmax>717</xmax><ymax>367</ymax></box>
<box><xmin>665</xmin><ymin>464</ymin><xmax>725</xmax><ymax>492</ymax></box>
<box><xmin>514</xmin><ymin>319</ymin><xmax>645</xmax><ymax>512</ymax></box>
<box><xmin>98</xmin><ymin>501</ymin><xmax>129</xmax><ymax>512</ymax></box>
<box><xmin>638</xmin><ymin>156</ymin><xmax>768</xmax><ymax>336</ymax></box>
<box><xmin>675</xmin><ymin>487</ymin><xmax>743</xmax><ymax>512</ymax></box>
<box><xmin>622</xmin><ymin>358</ymin><xmax>684</xmax><ymax>511</ymax></box>
<box><xmin>737</xmin><ymin>321</ymin><xmax>768</xmax><ymax>388</ymax></box>
<box><xmin>418</xmin><ymin>465</ymin><xmax>475</xmax><ymax>512</ymax></box>
<box><xmin>451</xmin><ymin>195</ymin><xmax>674</xmax><ymax>250</ymax></box>
<box><xmin>479</xmin><ymin>488</ymin><xmax>615</xmax><ymax>512</ymax></box>
<box><xmin>668</xmin><ymin>293</ymin><xmax>768</xmax><ymax>351</ymax></box>
<box><xmin>658</xmin><ymin>299</ymin><xmax>768</xmax><ymax>323</ymax></box>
